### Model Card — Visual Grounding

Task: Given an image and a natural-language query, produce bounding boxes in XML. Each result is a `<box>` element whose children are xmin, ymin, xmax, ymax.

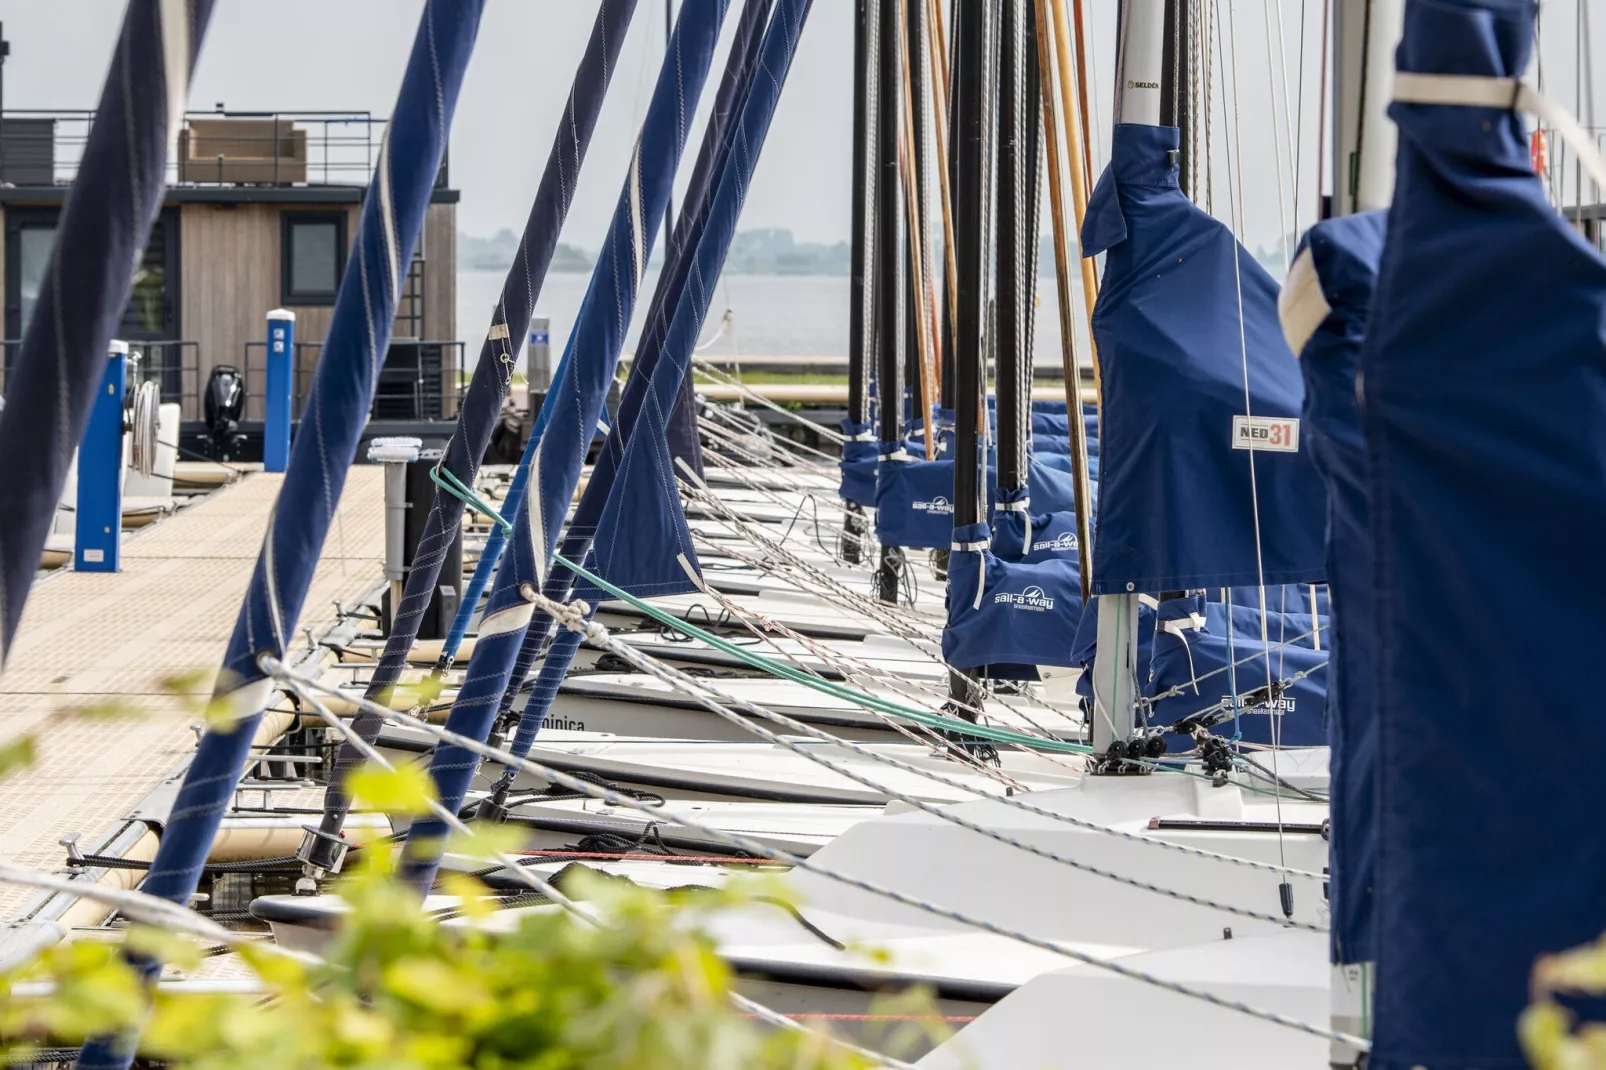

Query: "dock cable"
<box><xmin>269</xmin><ymin>660</ymin><xmax>1363</xmax><ymax>1053</ymax></box>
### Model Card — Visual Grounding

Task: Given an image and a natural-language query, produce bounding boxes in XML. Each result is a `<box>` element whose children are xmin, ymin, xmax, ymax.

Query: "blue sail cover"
<box><xmin>400</xmin><ymin>0</ymin><xmax>730</xmax><ymax>892</ymax></box>
<box><xmin>0</xmin><ymin>0</ymin><xmax>213</xmax><ymax>670</ymax></box>
<box><xmin>876</xmin><ymin>457</ymin><xmax>1080</xmax><ymax>549</ymax></box>
<box><xmin>320</xmin><ymin>0</ymin><xmax>639</xmax><ymax>837</ymax></box>
<box><xmin>1365</xmin><ymin>1</ymin><xmax>1606</xmax><ymax>1063</ymax></box>
<box><xmin>1083</xmin><ymin>123</ymin><xmax>1325</xmax><ymax>594</ymax></box>
<box><xmin>942</xmin><ymin>521</ymin><xmax>1083</xmax><ymax>674</ymax></box>
<box><xmin>839</xmin><ymin>419</ymin><xmax>879</xmax><ymax>506</ymax></box>
<box><xmin>1144</xmin><ymin>588</ymin><xmax>1328</xmax><ymax>749</ymax></box>
<box><xmin>1288</xmin><ymin>211</ymin><xmax>1387</xmax><ymax>966</ymax></box>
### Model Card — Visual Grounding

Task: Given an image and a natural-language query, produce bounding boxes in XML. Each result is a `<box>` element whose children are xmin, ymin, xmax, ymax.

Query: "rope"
<box><xmin>429</xmin><ymin>461</ymin><xmax>512</xmax><ymax>532</ymax></box>
<box><xmin>270</xmin><ymin>659</ymin><xmax>1364</xmax><ymax>1052</ymax></box>
<box><xmin>273</xmin><ymin>661</ymin><xmax>916</xmax><ymax>1070</ymax></box>
<box><xmin>546</xmin><ymin>591</ymin><xmax>1325</xmax><ymax>880</ymax></box>
<box><xmin>129</xmin><ymin>379</ymin><xmax>161</xmax><ymax>480</ymax></box>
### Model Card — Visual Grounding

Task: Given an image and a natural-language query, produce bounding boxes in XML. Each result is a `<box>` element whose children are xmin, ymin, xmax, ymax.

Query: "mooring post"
<box><xmin>75</xmin><ymin>340</ymin><xmax>127</xmax><ymax>572</ymax></box>
<box><xmin>264</xmin><ymin>308</ymin><xmax>296</xmax><ymax>472</ymax></box>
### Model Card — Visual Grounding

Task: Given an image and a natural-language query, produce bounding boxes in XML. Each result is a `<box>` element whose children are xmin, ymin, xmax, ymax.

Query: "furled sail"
<box><xmin>1285</xmin><ymin>210</ymin><xmax>1386</xmax><ymax>967</ymax></box>
<box><xmin>398</xmin><ymin>0</ymin><xmax>733</xmax><ymax>892</ymax></box>
<box><xmin>1365</xmin><ymin>0</ymin><xmax>1606</xmax><ymax>1061</ymax></box>
<box><xmin>77</xmin><ymin>2</ymin><xmax>483</xmax><ymax>1067</ymax></box>
<box><xmin>0</xmin><ymin>0</ymin><xmax>214</xmax><ymax>671</ymax></box>
<box><xmin>318</xmin><ymin>0</ymin><xmax>640</xmax><ymax>845</ymax></box>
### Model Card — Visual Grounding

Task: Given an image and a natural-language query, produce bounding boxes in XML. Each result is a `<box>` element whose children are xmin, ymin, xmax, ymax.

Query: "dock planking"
<box><xmin>0</xmin><ymin>467</ymin><xmax>385</xmax><ymax>917</ymax></box>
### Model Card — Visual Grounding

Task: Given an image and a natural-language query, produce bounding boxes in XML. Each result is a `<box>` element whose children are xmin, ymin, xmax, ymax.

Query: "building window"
<box><xmin>281</xmin><ymin>212</ymin><xmax>345</xmax><ymax>305</ymax></box>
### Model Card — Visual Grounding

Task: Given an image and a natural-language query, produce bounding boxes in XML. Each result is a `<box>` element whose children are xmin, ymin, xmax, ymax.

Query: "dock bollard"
<box><xmin>264</xmin><ymin>309</ymin><xmax>296</xmax><ymax>472</ymax></box>
<box><xmin>369</xmin><ymin>436</ymin><xmax>423</xmax><ymax>633</ymax></box>
<box><xmin>75</xmin><ymin>340</ymin><xmax>128</xmax><ymax>572</ymax></box>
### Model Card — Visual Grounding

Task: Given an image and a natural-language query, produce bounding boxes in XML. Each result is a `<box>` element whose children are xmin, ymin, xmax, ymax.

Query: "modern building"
<box><xmin>0</xmin><ymin>109</ymin><xmax>461</xmax><ymax>453</ymax></box>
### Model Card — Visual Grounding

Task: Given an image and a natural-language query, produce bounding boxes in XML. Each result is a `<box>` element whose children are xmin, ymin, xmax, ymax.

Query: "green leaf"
<box><xmin>348</xmin><ymin>763</ymin><xmax>437</xmax><ymax>817</ymax></box>
<box><xmin>0</xmin><ymin>735</ymin><xmax>35</xmax><ymax>780</ymax></box>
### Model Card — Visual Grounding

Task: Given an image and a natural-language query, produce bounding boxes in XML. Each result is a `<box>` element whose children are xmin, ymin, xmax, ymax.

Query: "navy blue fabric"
<box><xmin>1293</xmin><ymin>210</ymin><xmax>1387</xmax><ymax>967</ymax></box>
<box><xmin>401</xmin><ymin>0</ymin><xmax>730</xmax><ymax>893</ymax></box>
<box><xmin>874</xmin><ymin>454</ymin><xmax>956</xmax><ymax>548</ymax></box>
<box><xmin>1083</xmin><ymin>123</ymin><xmax>1325</xmax><ymax>594</ymax></box>
<box><xmin>137</xmin><ymin>0</ymin><xmax>479</xmax><ymax>910</ymax></box>
<box><xmin>1365</xmin><ymin>2</ymin><xmax>1606</xmax><ymax>1064</ymax></box>
<box><xmin>0</xmin><ymin>0</ymin><xmax>214</xmax><ymax>669</ymax></box>
<box><xmin>495</xmin><ymin>0</ymin><xmax>775</xmax><ymax>725</ymax></box>
<box><xmin>839</xmin><ymin>418</ymin><xmax>879</xmax><ymax>505</ymax></box>
<box><xmin>1145</xmin><ymin>589</ymin><xmax>1328</xmax><ymax>749</ymax></box>
<box><xmin>322</xmin><ymin>0</ymin><xmax>640</xmax><ymax>833</ymax></box>
<box><xmin>941</xmin><ymin>523</ymin><xmax>1084</xmax><ymax>673</ymax></box>
<box><xmin>993</xmin><ymin>507</ymin><xmax>1084</xmax><ymax>563</ymax></box>
<box><xmin>588</xmin><ymin>0</ymin><xmax>812</xmax><ymax>602</ymax></box>
<box><xmin>875</xmin><ymin>457</ymin><xmax>1079</xmax><ymax>549</ymax></box>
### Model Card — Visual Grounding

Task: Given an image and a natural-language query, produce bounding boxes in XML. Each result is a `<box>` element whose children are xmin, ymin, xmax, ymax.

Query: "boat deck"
<box><xmin>0</xmin><ymin>467</ymin><xmax>384</xmax><ymax>917</ymax></box>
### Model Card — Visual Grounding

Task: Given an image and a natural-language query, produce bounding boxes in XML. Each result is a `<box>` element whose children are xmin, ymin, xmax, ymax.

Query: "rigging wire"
<box><xmin>273</xmin><ymin>658</ymin><xmax>1364</xmax><ymax>1050</ymax></box>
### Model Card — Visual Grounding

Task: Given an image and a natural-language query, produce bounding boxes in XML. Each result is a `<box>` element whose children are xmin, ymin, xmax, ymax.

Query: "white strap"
<box><xmin>849</xmin><ymin>429</ymin><xmax>876</xmax><ymax>442</ymax></box>
<box><xmin>879</xmin><ymin>447</ymin><xmax>912</xmax><ymax>462</ymax></box>
<box><xmin>1160</xmin><ymin>612</ymin><xmax>1207</xmax><ymax>636</ymax></box>
<box><xmin>1279</xmin><ymin>245</ymin><xmax>1331</xmax><ymax>358</ymax></box>
<box><xmin>1392</xmin><ymin>72</ymin><xmax>1606</xmax><ymax>193</ymax></box>
<box><xmin>1137</xmin><ymin>593</ymin><xmax>1161</xmax><ymax>610</ymax></box>
<box><xmin>993</xmin><ymin>498</ymin><xmax>1031</xmax><ymax>512</ymax></box>
<box><xmin>951</xmin><ymin>539</ymin><xmax>990</xmax><ymax>552</ymax></box>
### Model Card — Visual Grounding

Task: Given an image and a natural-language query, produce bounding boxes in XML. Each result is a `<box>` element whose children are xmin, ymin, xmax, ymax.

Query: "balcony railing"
<box><xmin>0</xmin><ymin>109</ymin><xmax>448</xmax><ymax>189</ymax></box>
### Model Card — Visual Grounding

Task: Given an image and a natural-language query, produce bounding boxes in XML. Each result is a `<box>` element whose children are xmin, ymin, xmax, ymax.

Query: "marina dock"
<box><xmin>0</xmin><ymin>468</ymin><xmax>383</xmax><ymax>919</ymax></box>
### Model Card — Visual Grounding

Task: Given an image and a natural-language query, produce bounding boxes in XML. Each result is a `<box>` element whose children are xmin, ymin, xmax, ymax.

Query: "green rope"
<box><xmin>553</xmin><ymin>551</ymin><xmax>1089</xmax><ymax>754</ymax></box>
<box><xmin>549</xmin><ymin>552</ymin><xmax>1303</xmax><ymax>798</ymax></box>
<box><xmin>431</xmin><ymin>463</ymin><xmax>512</xmax><ymax>533</ymax></box>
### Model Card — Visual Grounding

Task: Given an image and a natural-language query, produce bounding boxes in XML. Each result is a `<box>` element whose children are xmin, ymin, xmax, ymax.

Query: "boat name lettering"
<box><xmin>1231</xmin><ymin>415</ymin><xmax>1300</xmax><ymax>453</ymax></box>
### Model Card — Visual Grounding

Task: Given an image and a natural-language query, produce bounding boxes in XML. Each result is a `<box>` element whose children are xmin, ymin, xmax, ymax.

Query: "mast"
<box><xmin>874</xmin><ymin>0</ymin><xmax>908</xmax><ymax>604</ymax></box>
<box><xmin>1089</xmin><ymin>0</ymin><xmax>1167</xmax><ymax>763</ymax></box>
<box><xmin>844</xmin><ymin>0</ymin><xmax>875</xmax><ymax>564</ymax></box>
<box><xmin>951</xmin><ymin>0</ymin><xmax>990</xmax><ymax>539</ymax></box>
<box><xmin>939</xmin><ymin>4</ymin><xmax>961</xmax><ymax>415</ymax></box>
<box><xmin>1159</xmin><ymin>0</ymin><xmax>1190</xmax><ymax>196</ymax></box>
<box><xmin>902</xmin><ymin>0</ymin><xmax>924</xmax><ymax>433</ymax></box>
<box><xmin>994</xmin><ymin>0</ymin><xmax>1026</xmax><ymax>495</ymax></box>
<box><xmin>848</xmin><ymin>0</ymin><xmax>874</xmax><ymax>431</ymax></box>
<box><xmin>1333</xmin><ymin>0</ymin><xmax>1402</xmax><ymax>214</ymax></box>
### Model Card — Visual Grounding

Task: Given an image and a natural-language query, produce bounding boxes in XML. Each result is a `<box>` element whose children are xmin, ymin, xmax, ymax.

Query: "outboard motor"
<box><xmin>203</xmin><ymin>364</ymin><xmax>247</xmax><ymax>461</ymax></box>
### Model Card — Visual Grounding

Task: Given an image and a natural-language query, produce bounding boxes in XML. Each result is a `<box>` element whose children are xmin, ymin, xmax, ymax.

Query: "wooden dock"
<box><xmin>0</xmin><ymin>467</ymin><xmax>385</xmax><ymax>918</ymax></box>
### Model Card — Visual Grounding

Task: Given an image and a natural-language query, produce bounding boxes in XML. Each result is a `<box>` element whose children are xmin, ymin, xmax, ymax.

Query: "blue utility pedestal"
<box><xmin>265</xmin><ymin>309</ymin><xmax>296</xmax><ymax>472</ymax></box>
<box><xmin>75</xmin><ymin>340</ymin><xmax>127</xmax><ymax>572</ymax></box>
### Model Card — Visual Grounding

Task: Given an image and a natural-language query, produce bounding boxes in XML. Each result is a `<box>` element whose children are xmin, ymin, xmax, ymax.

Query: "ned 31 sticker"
<box><xmin>1232</xmin><ymin>415</ymin><xmax>1300</xmax><ymax>453</ymax></box>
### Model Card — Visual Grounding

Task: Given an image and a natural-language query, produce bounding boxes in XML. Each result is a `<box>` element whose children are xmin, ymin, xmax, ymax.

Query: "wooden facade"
<box><xmin>1</xmin><ymin>189</ymin><xmax>459</xmax><ymax>422</ymax></box>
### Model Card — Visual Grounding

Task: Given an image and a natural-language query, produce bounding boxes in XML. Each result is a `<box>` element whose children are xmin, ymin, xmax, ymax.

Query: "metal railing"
<box><xmin>0</xmin><ymin>339</ymin><xmax>199</xmax><ymax>418</ymax></box>
<box><xmin>0</xmin><ymin>109</ymin><xmax>449</xmax><ymax>189</ymax></box>
<box><xmin>242</xmin><ymin>339</ymin><xmax>467</xmax><ymax>422</ymax></box>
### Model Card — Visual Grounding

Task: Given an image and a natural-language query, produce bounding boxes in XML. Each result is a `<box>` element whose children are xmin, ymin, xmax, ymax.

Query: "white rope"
<box><xmin>272</xmin><ymin>659</ymin><xmax>1364</xmax><ymax>1051</ymax></box>
<box><xmin>545</xmin><ymin>593</ymin><xmax>1325</xmax><ymax>881</ymax></box>
<box><xmin>1220</xmin><ymin>0</ymin><xmax>1290</xmax><ymax>876</ymax></box>
<box><xmin>130</xmin><ymin>379</ymin><xmax>161</xmax><ymax>480</ymax></box>
<box><xmin>275</xmin><ymin>663</ymin><xmax>914</xmax><ymax>1070</ymax></box>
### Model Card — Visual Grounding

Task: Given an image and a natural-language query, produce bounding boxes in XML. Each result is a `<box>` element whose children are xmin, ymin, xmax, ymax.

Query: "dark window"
<box><xmin>281</xmin><ymin>212</ymin><xmax>345</xmax><ymax>305</ymax></box>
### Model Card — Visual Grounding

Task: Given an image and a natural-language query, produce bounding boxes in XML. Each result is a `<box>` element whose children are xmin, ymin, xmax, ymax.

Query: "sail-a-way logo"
<box><xmin>1030</xmin><ymin>531</ymin><xmax>1079</xmax><ymax>553</ymax></box>
<box><xmin>994</xmin><ymin>584</ymin><xmax>1056</xmax><ymax>612</ymax></box>
<box><xmin>913</xmin><ymin>495</ymin><xmax>954</xmax><ymax>514</ymax></box>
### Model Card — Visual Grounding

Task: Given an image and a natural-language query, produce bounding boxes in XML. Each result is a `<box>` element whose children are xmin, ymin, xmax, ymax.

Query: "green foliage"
<box><xmin>0</xmin><ymin>850</ymin><xmax>907</xmax><ymax>1069</ymax></box>
<box><xmin>1522</xmin><ymin>931</ymin><xmax>1606</xmax><ymax>1068</ymax></box>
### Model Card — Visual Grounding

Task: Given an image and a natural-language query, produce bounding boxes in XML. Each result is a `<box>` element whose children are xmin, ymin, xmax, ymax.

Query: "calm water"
<box><xmin>454</xmin><ymin>268</ymin><xmax>1073</xmax><ymax>371</ymax></box>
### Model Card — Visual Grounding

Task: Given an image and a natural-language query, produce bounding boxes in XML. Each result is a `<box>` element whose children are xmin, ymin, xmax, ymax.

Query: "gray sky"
<box><xmin>5</xmin><ymin>1</ymin><xmax>1603</xmax><ymax>257</ymax></box>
